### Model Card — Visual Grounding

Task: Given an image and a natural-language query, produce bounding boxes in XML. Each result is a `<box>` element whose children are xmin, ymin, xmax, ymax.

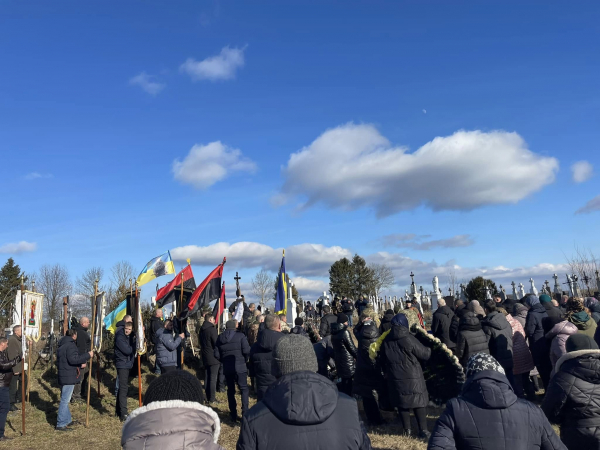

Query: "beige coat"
<box><xmin>122</xmin><ymin>400</ymin><xmax>224</xmax><ymax>450</ymax></box>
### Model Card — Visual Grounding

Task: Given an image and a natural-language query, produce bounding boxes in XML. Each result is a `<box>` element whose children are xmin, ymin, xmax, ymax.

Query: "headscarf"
<box><xmin>467</xmin><ymin>300</ymin><xmax>485</xmax><ymax>317</ymax></box>
<box><xmin>391</xmin><ymin>313</ymin><xmax>409</xmax><ymax>328</ymax></box>
<box><xmin>525</xmin><ymin>295</ymin><xmax>540</xmax><ymax>308</ymax></box>
<box><xmin>466</xmin><ymin>353</ymin><xmax>506</xmax><ymax>378</ymax></box>
<box><xmin>512</xmin><ymin>303</ymin><xmax>528</xmax><ymax>319</ymax></box>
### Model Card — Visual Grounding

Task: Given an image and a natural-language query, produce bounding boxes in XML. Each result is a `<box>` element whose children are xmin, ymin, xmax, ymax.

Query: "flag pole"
<box><xmin>20</xmin><ymin>276</ymin><xmax>25</xmax><ymax>436</ymax></box>
<box><xmin>136</xmin><ymin>283</ymin><xmax>142</xmax><ymax>407</ymax></box>
<box><xmin>85</xmin><ymin>279</ymin><xmax>98</xmax><ymax>428</ymax></box>
<box><xmin>180</xmin><ymin>272</ymin><xmax>185</xmax><ymax>370</ymax></box>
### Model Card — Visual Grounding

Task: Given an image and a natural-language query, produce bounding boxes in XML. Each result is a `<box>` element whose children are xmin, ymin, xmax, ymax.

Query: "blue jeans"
<box><xmin>347</xmin><ymin>314</ymin><xmax>353</xmax><ymax>327</ymax></box>
<box><xmin>57</xmin><ymin>385</ymin><xmax>74</xmax><ymax>428</ymax></box>
<box><xmin>0</xmin><ymin>386</ymin><xmax>9</xmax><ymax>437</ymax></box>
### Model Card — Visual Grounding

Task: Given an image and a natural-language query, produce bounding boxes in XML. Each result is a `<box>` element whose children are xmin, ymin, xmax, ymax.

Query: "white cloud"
<box><xmin>0</xmin><ymin>241</ymin><xmax>37</xmax><ymax>254</ymax></box>
<box><xmin>274</xmin><ymin>124</ymin><xmax>559</xmax><ymax>217</ymax></box>
<box><xmin>172</xmin><ymin>141</ymin><xmax>257</xmax><ymax>189</ymax></box>
<box><xmin>422</xmin><ymin>109</ymin><xmax>427</xmax><ymax>114</ymax></box>
<box><xmin>381</xmin><ymin>234</ymin><xmax>474</xmax><ymax>250</ymax></box>
<box><xmin>180</xmin><ymin>46</ymin><xmax>246</xmax><ymax>82</ymax></box>
<box><xmin>576</xmin><ymin>195</ymin><xmax>600</xmax><ymax>215</ymax></box>
<box><xmin>291</xmin><ymin>277</ymin><xmax>330</xmax><ymax>297</ymax></box>
<box><xmin>24</xmin><ymin>172</ymin><xmax>52</xmax><ymax>180</ymax></box>
<box><xmin>571</xmin><ymin>160</ymin><xmax>593</xmax><ymax>184</ymax></box>
<box><xmin>129</xmin><ymin>72</ymin><xmax>165</xmax><ymax>96</ymax></box>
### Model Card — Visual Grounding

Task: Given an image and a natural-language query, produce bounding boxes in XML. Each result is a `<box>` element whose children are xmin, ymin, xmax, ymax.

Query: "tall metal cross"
<box><xmin>234</xmin><ymin>272</ymin><xmax>241</xmax><ymax>291</ymax></box>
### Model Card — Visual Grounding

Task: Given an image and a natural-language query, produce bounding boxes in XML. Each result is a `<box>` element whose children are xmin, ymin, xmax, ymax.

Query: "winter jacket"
<box><xmin>429</xmin><ymin>370</ymin><xmax>566</xmax><ymax>450</ymax></box>
<box><xmin>249</xmin><ymin>329</ymin><xmax>284</xmax><ymax>400</ymax></box>
<box><xmin>313</xmin><ymin>337</ymin><xmax>335</xmax><ymax>378</ymax></box>
<box><xmin>450</xmin><ymin>305</ymin><xmax>467</xmax><ymax>343</ymax></box>
<box><xmin>148</xmin><ymin>316</ymin><xmax>164</xmax><ymax>346</ymax></box>
<box><xmin>542</xmin><ymin>349</ymin><xmax>600</xmax><ymax>449</ymax></box>
<box><xmin>305</xmin><ymin>305</ymin><xmax>316</xmax><ymax>319</ymax></box>
<box><xmin>73</xmin><ymin>322</ymin><xmax>91</xmax><ymax>357</ymax></box>
<box><xmin>114</xmin><ymin>327</ymin><xmax>136</xmax><ymax>369</ymax></box>
<box><xmin>355</xmin><ymin>300</ymin><xmax>368</xmax><ymax>317</ymax></box>
<box><xmin>353</xmin><ymin>320</ymin><xmax>384</xmax><ymax>399</ymax></box>
<box><xmin>379</xmin><ymin>312</ymin><xmax>394</xmax><ymax>335</ymax></box>
<box><xmin>546</xmin><ymin>321</ymin><xmax>578</xmax><ymax>373</ymax></box>
<box><xmin>319</xmin><ymin>313</ymin><xmax>337</xmax><ymax>338</ymax></box>
<box><xmin>590</xmin><ymin>303</ymin><xmax>600</xmax><ymax>324</ymax></box>
<box><xmin>291</xmin><ymin>325</ymin><xmax>308</xmax><ymax>337</ymax></box>
<box><xmin>155</xmin><ymin>328</ymin><xmax>182</xmax><ymax>368</ymax></box>
<box><xmin>481</xmin><ymin>311</ymin><xmax>514</xmax><ymax>372</ymax></box>
<box><xmin>199</xmin><ymin>320</ymin><xmax>219</xmax><ymax>367</ymax></box>
<box><xmin>543</xmin><ymin>303</ymin><xmax>563</xmax><ymax>322</ymax></box>
<box><xmin>341</xmin><ymin>299</ymin><xmax>354</xmax><ymax>313</ymax></box>
<box><xmin>331</xmin><ymin>323</ymin><xmax>358</xmax><ymax>379</ymax></box>
<box><xmin>507</xmin><ymin>314</ymin><xmax>535</xmax><ymax>375</ymax></box>
<box><xmin>122</xmin><ymin>400</ymin><xmax>224</xmax><ymax>450</ymax></box>
<box><xmin>57</xmin><ymin>336</ymin><xmax>91</xmax><ymax>386</ymax></box>
<box><xmin>214</xmin><ymin>329</ymin><xmax>250</xmax><ymax>376</ymax></box>
<box><xmin>512</xmin><ymin>304</ymin><xmax>528</xmax><ymax>329</ymax></box>
<box><xmin>570</xmin><ymin>311</ymin><xmax>598</xmax><ymax>339</ymax></box>
<box><xmin>455</xmin><ymin>312</ymin><xmax>489</xmax><ymax>367</ymax></box>
<box><xmin>432</xmin><ymin>306</ymin><xmax>456</xmax><ymax>349</ymax></box>
<box><xmin>525</xmin><ymin>301</ymin><xmax>549</xmax><ymax>345</ymax></box>
<box><xmin>6</xmin><ymin>334</ymin><xmax>23</xmax><ymax>375</ymax></box>
<box><xmin>380</xmin><ymin>324</ymin><xmax>431</xmax><ymax>409</ymax></box>
<box><xmin>0</xmin><ymin>350</ymin><xmax>19</xmax><ymax>388</ymax></box>
<box><xmin>236</xmin><ymin>371</ymin><xmax>372</xmax><ymax>450</ymax></box>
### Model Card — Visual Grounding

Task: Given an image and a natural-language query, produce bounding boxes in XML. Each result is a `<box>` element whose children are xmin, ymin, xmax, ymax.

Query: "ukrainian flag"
<box><xmin>103</xmin><ymin>300</ymin><xmax>127</xmax><ymax>334</ymax></box>
<box><xmin>275</xmin><ymin>250</ymin><xmax>287</xmax><ymax>315</ymax></box>
<box><xmin>137</xmin><ymin>251</ymin><xmax>176</xmax><ymax>287</ymax></box>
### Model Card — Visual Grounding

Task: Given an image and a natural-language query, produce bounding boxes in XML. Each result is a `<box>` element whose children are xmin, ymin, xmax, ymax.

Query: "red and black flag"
<box><xmin>182</xmin><ymin>258</ymin><xmax>226</xmax><ymax>318</ymax></box>
<box><xmin>212</xmin><ymin>282</ymin><xmax>226</xmax><ymax>323</ymax></box>
<box><xmin>156</xmin><ymin>265</ymin><xmax>196</xmax><ymax>308</ymax></box>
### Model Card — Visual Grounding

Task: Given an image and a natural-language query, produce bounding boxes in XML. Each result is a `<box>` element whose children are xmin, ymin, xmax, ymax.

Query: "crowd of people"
<box><xmin>1</xmin><ymin>291</ymin><xmax>600</xmax><ymax>449</ymax></box>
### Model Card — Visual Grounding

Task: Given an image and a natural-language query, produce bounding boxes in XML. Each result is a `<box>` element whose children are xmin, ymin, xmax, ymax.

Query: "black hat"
<box><xmin>144</xmin><ymin>369</ymin><xmax>205</xmax><ymax>406</ymax></box>
<box><xmin>294</xmin><ymin>317</ymin><xmax>303</xmax><ymax>326</ymax></box>
<box><xmin>225</xmin><ymin>320</ymin><xmax>237</xmax><ymax>330</ymax></box>
<box><xmin>566</xmin><ymin>334</ymin><xmax>599</xmax><ymax>353</ymax></box>
<box><xmin>337</xmin><ymin>313</ymin><xmax>348</xmax><ymax>324</ymax></box>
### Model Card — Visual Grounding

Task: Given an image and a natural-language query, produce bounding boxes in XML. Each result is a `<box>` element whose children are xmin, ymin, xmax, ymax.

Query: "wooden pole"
<box><xmin>180</xmin><ymin>272</ymin><xmax>185</xmax><ymax>370</ymax></box>
<box><xmin>136</xmin><ymin>284</ymin><xmax>142</xmax><ymax>407</ymax></box>
<box><xmin>96</xmin><ymin>353</ymin><xmax>102</xmax><ymax>398</ymax></box>
<box><xmin>26</xmin><ymin>339</ymin><xmax>31</xmax><ymax>402</ymax></box>
<box><xmin>85</xmin><ymin>280</ymin><xmax>98</xmax><ymax>428</ymax></box>
<box><xmin>20</xmin><ymin>276</ymin><xmax>25</xmax><ymax>435</ymax></box>
<box><xmin>63</xmin><ymin>296</ymin><xmax>69</xmax><ymax>336</ymax></box>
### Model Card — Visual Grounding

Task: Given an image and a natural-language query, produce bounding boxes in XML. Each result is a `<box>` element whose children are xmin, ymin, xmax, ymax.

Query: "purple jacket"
<box><xmin>546</xmin><ymin>320</ymin><xmax>578</xmax><ymax>373</ymax></box>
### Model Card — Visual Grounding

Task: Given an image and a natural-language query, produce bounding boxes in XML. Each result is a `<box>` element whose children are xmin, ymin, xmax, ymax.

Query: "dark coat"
<box><xmin>541</xmin><ymin>349</ymin><xmax>600</xmax><ymax>449</ymax></box>
<box><xmin>455</xmin><ymin>312</ymin><xmax>489</xmax><ymax>367</ymax></box>
<box><xmin>236</xmin><ymin>371</ymin><xmax>372</xmax><ymax>450</ymax></box>
<box><xmin>199</xmin><ymin>320</ymin><xmax>219</xmax><ymax>367</ymax></box>
<box><xmin>0</xmin><ymin>350</ymin><xmax>19</xmax><ymax>388</ymax></box>
<box><xmin>57</xmin><ymin>336</ymin><xmax>91</xmax><ymax>386</ymax></box>
<box><xmin>379</xmin><ymin>312</ymin><xmax>394</xmax><ymax>335</ymax></box>
<box><xmin>353</xmin><ymin>321</ymin><xmax>384</xmax><ymax>399</ymax></box>
<box><xmin>331</xmin><ymin>323</ymin><xmax>358</xmax><ymax>379</ymax></box>
<box><xmin>73</xmin><ymin>322</ymin><xmax>91</xmax><ymax>356</ymax></box>
<box><xmin>355</xmin><ymin>299</ymin><xmax>368</xmax><ymax>317</ymax></box>
<box><xmin>313</xmin><ymin>337</ymin><xmax>335</xmax><ymax>378</ymax></box>
<box><xmin>249</xmin><ymin>329</ymin><xmax>284</xmax><ymax>400</ymax></box>
<box><xmin>481</xmin><ymin>311</ymin><xmax>514</xmax><ymax>372</ymax></box>
<box><xmin>148</xmin><ymin>316</ymin><xmax>164</xmax><ymax>345</ymax></box>
<box><xmin>432</xmin><ymin>306</ymin><xmax>456</xmax><ymax>349</ymax></box>
<box><xmin>543</xmin><ymin>303</ymin><xmax>563</xmax><ymax>322</ymax></box>
<box><xmin>6</xmin><ymin>334</ymin><xmax>23</xmax><ymax>375</ymax></box>
<box><xmin>319</xmin><ymin>313</ymin><xmax>337</xmax><ymax>338</ymax></box>
<box><xmin>380</xmin><ymin>324</ymin><xmax>431</xmax><ymax>409</ymax></box>
<box><xmin>429</xmin><ymin>370</ymin><xmax>566</xmax><ymax>450</ymax></box>
<box><xmin>525</xmin><ymin>302</ymin><xmax>549</xmax><ymax>345</ymax></box>
<box><xmin>341</xmin><ymin>299</ymin><xmax>354</xmax><ymax>313</ymax></box>
<box><xmin>114</xmin><ymin>328</ymin><xmax>136</xmax><ymax>370</ymax></box>
<box><xmin>291</xmin><ymin>326</ymin><xmax>308</xmax><ymax>337</ymax></box>
<box><xmin>215</xmin><ymin>329</ymin><xmax>250</xmax><ymax>376</ymax></box>
<box><xmin>155</xmin><ymin>327</ymin><xmax>182</xmax><ymax>368</ymax></box>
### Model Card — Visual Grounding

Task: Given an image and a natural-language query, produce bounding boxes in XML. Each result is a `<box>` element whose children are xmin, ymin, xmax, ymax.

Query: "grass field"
<box><xmin>4</xmin><ymin>361</ymin><xmax>436</xmax><ymax>450</ymax></box>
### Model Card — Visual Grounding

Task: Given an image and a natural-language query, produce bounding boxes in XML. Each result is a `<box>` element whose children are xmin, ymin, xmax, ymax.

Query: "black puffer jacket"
<box><xmin>0</xmin><ymin>350</ymin><xmax>19</xmax><ymax>388</ymax></box>
<box><xmin>353</xmin><ymin>321</ymin><xmax>384</xmax><ymax>399</ymax></box>
<box><xmin>237</xmin><ymin>371</ymin><xmax>372</xmax><ymax>450</ymax></box>
<box><xmin>291</xmin><ymin>326</ymin><xmax>308</xmax><ymax>337</ymax></box>
<box><xmin>380</xmin><ymin>324</ymin><xmax>431</xmax><ymax>409</ymax></box>
<box><xmin>543</xmin><ymin>303</ymin><xmax>563</xmax><ymax>322</ymax></box>
<box><xmin>525</xmin><ymin>302</ymin><xmax>549</xmax><ymax>345</ymax></box>
<box><xmin>455</xmin><ymin>312</ymin><xmax>489</xmax><ymax>367</ymax></box>
<box><xmin>481</xmin><ymin>311</ymin><xmax>514</xmax><ymax>372</ymax></box>
<box><xmin>429</xmin><ymin>370</ymin><xmax>566</xmax><ymax>450</ymax></box>
<box><xmin>541</xmin><ymin>349</ymin><xmax>600</xmax><ymax>449</ymax></box>
<box><xmin>199</xmin><ymin>320</ymin><xmax>219</xmax><ymax>367</ymax></box>
<box><xmin>450</xmin><ymin>305</ymin><xmax>468</xmax><ymax>343</ymax></box>
<box><xmin>313</xmin><ymin>338</ymin><xmax>335</xmax><ymax>378</ymax></box>
<box><xmin>57</xmin><ymin>336</ymin><xmax>91</xmax><ymax>386</ymax></box>
<box><xmin>215</xmin><ymin>329</ymin><xmax>250</xmax><ymax>376</ymax></box>
<box><xmin>432</xmin><ymin>306</ymin><xmax>456</xmax><ymax>349</ymax></box>
<box><xmin>148</xmin><ymin>316</ymin><xmax>164</xmax><ymax>345</ymax></box>
<box><xmin>114</xmin><ymin>327</ymin><xmax>136</xmax><ymax>370</ymax></box>
<box><xmin>73</xmin><ymin>322</ymin><xmax>91</xmax><ymax>356</ymax></box>
<box><xmin>331</xmin><ymin>323</ymin><xmax>357</xmax><ymax>378</ymax></box>
<box><xmin>250</xmin><ymin>329</ymin><xmax>284</xmax><ymax>400</ymax></box>
<box><xmin>355</xmin><ymin>299</ymin><xmax>368</xmax><ymax>317</ymax></box>
<box><xmin>319</xmin><ymin>313</ymin><xmax>337</xmax><ymax>338</ymax></box>
<box><xmin>379</xmin><ymin>312</ymin><xmax>394</xmax><ymax>335</ymax></box>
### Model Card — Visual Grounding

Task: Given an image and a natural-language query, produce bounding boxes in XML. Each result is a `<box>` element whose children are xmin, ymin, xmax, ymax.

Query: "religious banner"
<box><xmin>92</xmin><ymin>292</ymin><xmax>105</xmax><ymax>351</ymax></box>
<box><xmin>135</xmin><ymin>295</ymin><xmax>146</xmax><ymax>356</ymax></box>
<box><xmin>22</xmin><ymin>290</ymin><xmax>44</xmax><ymax>342</ymax></box>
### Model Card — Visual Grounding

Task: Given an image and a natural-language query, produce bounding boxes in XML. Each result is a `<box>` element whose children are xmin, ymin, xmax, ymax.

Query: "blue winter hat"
<box><xmin>391</xmin><ymin>313</ymin><xmax>409</xmax><ymax>328</ymax></box>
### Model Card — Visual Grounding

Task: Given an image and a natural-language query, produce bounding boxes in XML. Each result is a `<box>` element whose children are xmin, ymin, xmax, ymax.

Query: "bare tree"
<box><xmin>444</xmin><ymin>269</ymin><xmax>459</xmax><ymax>298</ymax></box>
<box><xmin>37</xmin><ymin>264</ymin><xmax>72</xmax><ymax>322</ymax></box>
<box><xmin>565</xmin><ymin>246</ymin><xmax>599</xmax><ymax>295</ymax></box>
<box><xmin>75</xmin><ymin>266</ymin><xmax>104</xmax><ymax>316</ymax></box>
<box><xmin>106</xmin><ymin>261</ymin><xmax>135</xmax><ymax>310</ymax></box>
<box><xmin>369</xmin><ymin>263</ymin><xmax>395</xmax><ymax>300</ymax></box>
<box><xmin>251</xmin><ymin>269</ymin><xmax>272</xmax><ymax>310</ymax></box>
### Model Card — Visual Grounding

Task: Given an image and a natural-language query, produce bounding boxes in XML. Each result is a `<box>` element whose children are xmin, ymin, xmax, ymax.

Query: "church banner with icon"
<box><xmin>22</xmin><ymin>291</ymin><xmax>44</xmax><ymax>342</ymax></box>
<box><xmin>92</xmin><ymin>292</ymin><xmax>106</xmax><ymax>351</ymax></box>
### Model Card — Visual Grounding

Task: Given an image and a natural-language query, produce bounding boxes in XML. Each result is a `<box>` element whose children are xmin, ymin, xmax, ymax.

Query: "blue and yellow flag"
<box><xmin>137</xmin><ymin>251</ymin><xmax>176</xmax><ymax>287</ymax></box>
<box><xmin>103</xmin><ymin>300</ymin><xmax>127</xmax><ymax>334</ymax></box>
<box><xmin>275</xmin><ymin>250</ymin><xmax>287</xmax><ymax>315</ymax></box>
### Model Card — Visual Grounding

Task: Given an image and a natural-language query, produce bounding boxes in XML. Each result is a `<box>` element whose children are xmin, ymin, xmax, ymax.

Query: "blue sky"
<box><xmin>1</xmin><ymin>1</ymin><xmax>599</xmax><ymax>302</ymax></box>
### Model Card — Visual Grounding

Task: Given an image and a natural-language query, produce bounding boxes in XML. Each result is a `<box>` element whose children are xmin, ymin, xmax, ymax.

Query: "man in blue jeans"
<box><xmin>56</xmin><ymin>329</ymin><xmax>93</xmax><ymax>431</ymax></box>
<box><xmin>0</xmin><ymin>337</ymin><xmax>21</xmax><ymax>441</ymax></box>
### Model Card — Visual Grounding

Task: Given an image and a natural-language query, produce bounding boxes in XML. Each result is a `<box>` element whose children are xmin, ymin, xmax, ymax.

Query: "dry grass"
<box><xmin>6</xmin><ymin>363</ymin><xmax>433</xmax><ymax>450</ymax></box>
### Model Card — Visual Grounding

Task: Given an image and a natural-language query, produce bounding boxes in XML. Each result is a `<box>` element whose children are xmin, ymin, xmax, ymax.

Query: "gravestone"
<box><xmin>529</xmin><ymin>278</ymin><xmax>538</xmax><ymax>296</ymax></box>
<box><xmin>518</xmin><ymin>283</ymin><xmax>525</xmax><ymax>300</ymax></box>
<box><xmin>430</xmin><ymin>276</ymin><xmax>442</xmax><ymax>310</ymax></box>
<box><xmin>286</xmin><ymin>284</ymin><xmax>297</xmax><ymax>326</ymax></box>
<box><xmin>553</xmin><ymin>274</ymin><xmax>561</xmax><ymax>295</ymax></box>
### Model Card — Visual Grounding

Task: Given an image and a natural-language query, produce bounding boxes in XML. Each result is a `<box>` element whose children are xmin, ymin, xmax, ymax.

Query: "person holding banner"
<box><xmin>115</xmin><ymin>321</ymin><xmax>136</xmax><ymax>421</ymax></box>
<box><xmin>6</xmin><ymin>325</ymin><xmax>25</xmax><ymax>412</ymax></box>
<box><xmin>0</xmin><ymin>337</ymin><xmax>22</xmax><ymax>442</ymax></box>
<box><xmin>71</xmin><ymin>317</ymin><xmax>91</xmax><ymax>403</ymax></box>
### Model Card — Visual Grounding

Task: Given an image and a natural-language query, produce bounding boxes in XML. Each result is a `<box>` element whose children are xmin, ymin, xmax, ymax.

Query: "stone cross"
<box><xmin>553</xmin><ymin>274</ymin><xmax>561</xmax><ymax>295</ymax></box>
<box><xmin>544</xmin><ymin>280</ymin><xmax>551</xmax><ymax>295</ymax></box>
<box><xmin>529</xmin><ymin>278</ymin><xmax>538</xmax><ymax>296</ymax></box>
<box><xmin>518</xmin><ymin>283</ymin><xmax>525</xmax><ymax>299</ymax></box>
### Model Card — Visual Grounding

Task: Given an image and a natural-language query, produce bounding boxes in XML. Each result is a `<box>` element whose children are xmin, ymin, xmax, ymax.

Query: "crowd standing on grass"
<box><xmin>5</xmin><ymin>290</ymin><xmax>600</xmax><ymax>449</ymax></box>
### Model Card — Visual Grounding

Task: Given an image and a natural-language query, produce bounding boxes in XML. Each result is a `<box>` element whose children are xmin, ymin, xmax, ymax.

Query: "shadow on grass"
<box><xmin>31</xmin><ymin>380</ymin><xmax>59</xmax><ymax>426</ymax></box>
